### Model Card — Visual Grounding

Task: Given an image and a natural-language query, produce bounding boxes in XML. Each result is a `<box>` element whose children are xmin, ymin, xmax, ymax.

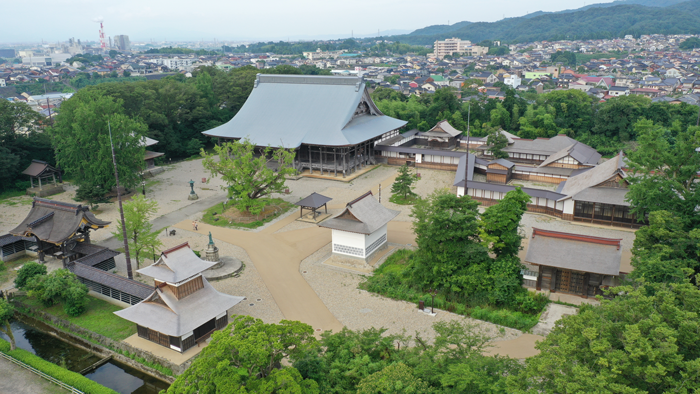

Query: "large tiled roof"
<box><xmin>318</xmin><ymin>192</ymin><xmax>399</xmax><ymax>235</ymax></box>
<box><xmin>114</xmin><ymin>278</ymin><xmax>244</xmax><ymax>337</ymax></box>
<box><xmin>559</xmin><ymin>153</ymin><xmax>626</xmax><ymax>198</ymax></box>
<box><xmin>68</xmin><ymin>262</ymin><xmax>153</xmax><ymax>300</ymax></box>
<box><xmin>525</xmin><ymin>228</ymin><xmax>622</xmax><ymax>276</ymax></box>
<box><xmin>10</xmin><ymin>198</ymin><xmax>110</xmax><ymax>245</ymax></box>
<box><xmin>202</xmin><ymin>74</ymin><xmax>406</xmax><ymax>148</ymax></box>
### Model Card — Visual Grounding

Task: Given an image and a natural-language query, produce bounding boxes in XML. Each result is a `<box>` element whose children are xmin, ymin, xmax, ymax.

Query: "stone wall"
<box><xmin>11</xmin><ymin>299</ymin><xmax>187</xmax><ymax>380</ymax></box>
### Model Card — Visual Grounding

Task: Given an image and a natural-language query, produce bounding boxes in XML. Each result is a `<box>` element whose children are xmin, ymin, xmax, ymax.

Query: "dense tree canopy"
<box><xmin>50</xmin><ymin>90</ymin><xmax>146</xmax><ymax>200</ymax></box>
<box><xmin>510</xmin><ymin>282</ymin><xmax>700</xmax><ymax>393</ymax></box>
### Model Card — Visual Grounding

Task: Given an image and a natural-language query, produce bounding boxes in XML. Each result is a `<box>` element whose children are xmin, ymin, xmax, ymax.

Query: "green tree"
<box><xmin>26</xmin><ymin>269</ymin><xmax>89</xmax><ymax>316</ymax></box>
<box><xmin>201</xmin><ymin>139</ymin><xmax>296</xmax><ymax>215</ymax></box>
<box><xmin>122</xmin><ymin>70</ymin><xmax>131</xmax><ymax>77</ymax></box>
<box><xmin>629</xmin><ymin>211</ymin><xmax>700</xmax><ymax>283</ymax></box>
<box><xmin>679</xmin><ymin>37</ymin><xmax>700</xmax><ymax>50</ymax></box>
<box><xmin>489</xmin><ymin>103</ymin><xmax>510</xmax><ymax>130</ymax></box>
<box><xmin>112</xmin><ymin>194</ymin><xmax>163</xmax><ymax>271</ymax></box>
<box><xmin>0</xmin><ymin>298</ymin><xmax>16</xmax><ymax>351</ymax></box>
<box><xmin>167</xmin><ymin>316</ymin><xmax>318</xmax><ymax>394</ymax></box>
<box><xmin>0</xmin><ymin>100</ymin><xmax>45</xmax><ymax>192</ymax></box>
<box><xmin>625</xmin><ymin>119</ymin><xmax>700</xmax><ymax>227</ymax></box>
<box><xmin>356</xmin><ymin>363</ymin><xmax>433</xmax><ymax>394</ymax></box>
<box><xmin>14</xmin><ymin>262</ymin><xmax>47</xmax><ymax>289</ymax></box>
<box><xmin>50</xmin><ymin>90</ymin><xmax>147</xmax><ymax>201</ymax></box>
<box><xmin>486</xmin><ymin>126</ymin><xmax>510</xmax><ymax>159</ymax></box>
<box><xmin>109</xmin><ymin>50</ymin><xmax>118</xmax><ymax>58</ymax></box>
<box><xmin>408</xmin><ymin>189</ymin><xmax>491</xmax><ymax>294</ymax></box>
<box><xmin>592</xmin><ymin>94</ymin><xmax>650</xmax><ymax>141</ymax></box>
<box><xmin>509</xmin><ymin>282</ymin><xmax>700</xmax><ymax>393</ymax></box>
<box><xmin>390</xmin><ymin>165</ymin><xmax>417</xmax><ymax>202</ymax></box>
<box><xmin>479</xmin><ymin>187</ymin><xmax>529</xmax><ymax>259</ymax></box>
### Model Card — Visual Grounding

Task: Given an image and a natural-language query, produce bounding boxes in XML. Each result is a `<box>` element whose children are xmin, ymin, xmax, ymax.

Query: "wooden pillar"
<box><xmin>550</xmin><ymin>268</ymin><xmax>557</xmax><ymax>292</ymax></box>
<box><xmin>52</xmin><ymin>173</ymin><xmax>56</xmax><ymax>186</ymax></box>
<box><xmin>582</xmin><ymin>273</ymin><xmax>590</xmax><ymax>299</ymax></box>
<box><xmin>38</xmin><ymin>176</ymin><xmax>42</xmax><ymax>190</ymax></box>
<box><xmin>320</xmin><ymin>147</ymin><xmax>323</xmax><ymax>175</ymax></box>
<box><xmin>591</xmin><ymin>202</ymin><xmax>596</xmax><ymax>223</ymax></box>
<box><xmin>535</xmin><ymin>267</ymin><xmax>542</xmax><ymax>291</ymax></box>
<box><xmin>309</xmin><ymin>147</ymin><xmax>313</xmax><ymax>175</ymax></box>
<box><xmin>342</xmin><ymin>149</ymin><xmax>346</xmax><ymax>178</ymax></box>
<box><xmin>353</xmin><ymin>145</ymin><xmax>357</xmax><ymax>173</ymax></box>
<box><xmin>611</xmin><ymin>205</ymin><xmax>615</xmax><ymax>226</ymax></box>
<box><xmin>30</xmin><ymin>176</ymin><xmax>34</xmax><ymax>189</ymax></box>
<box><xmin>334</xmin><ymin>148</ymin><xmax>337</xmax><ymax>177</ymax></box>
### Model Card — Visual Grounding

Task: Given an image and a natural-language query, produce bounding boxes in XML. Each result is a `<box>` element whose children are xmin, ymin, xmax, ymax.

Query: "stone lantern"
<box><xmin>187</xmin><ymin>179</ymin><xmax>199</xmax><ymax>200</ymax></box>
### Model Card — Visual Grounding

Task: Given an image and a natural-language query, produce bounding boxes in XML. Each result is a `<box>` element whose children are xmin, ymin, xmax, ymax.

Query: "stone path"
<box><xmin>0</xmin><ymin>357</ymin><xmax>67</xmax><ymax>394</ymax></box>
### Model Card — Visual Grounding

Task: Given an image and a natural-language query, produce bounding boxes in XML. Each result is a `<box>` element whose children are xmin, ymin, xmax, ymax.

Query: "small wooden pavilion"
<box><xmin>115</xmin><ymin>243</ymin><xmax>244</xmax><ymax>353</ymax></box>
<box><xmin>295</xmin><ymin>192</ymin><xmax>332</xmax><ymax>219</ymax></box>
<box><xmin>22</xmin><ymin>160</ymin><xmax>63</xmax><ymax>197</ymax></box>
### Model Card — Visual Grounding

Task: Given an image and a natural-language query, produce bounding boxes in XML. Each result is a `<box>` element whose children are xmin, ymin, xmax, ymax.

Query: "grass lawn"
<box><xmin>389</xmin><ymin>194</ymin><xmax>418</xmax><ymax>205</ymax></box>
<box><xmin>201</xmin><ymin>198</ymin><xmax>294</xmax><ymax>229</ymax></box>
<box><xmin>361</xmin><ymin>249</ymin><xmax>547</xmax><ymax>332</ymax></box>
<box><xmin>17</xmin><ymin>295</ymin><xmax>136</xmax><ymax>341</ymax></box>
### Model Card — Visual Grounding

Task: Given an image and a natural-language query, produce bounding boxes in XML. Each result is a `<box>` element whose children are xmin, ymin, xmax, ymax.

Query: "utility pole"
<box><xmin>109</xmin><ymin>121</ymin><xmax>134</xmax><ymax>279</ymax></box>
<box><xmin>464</xmin><ymin>104</ymin><xmax>470</xmax><ymax>197</ymax></box>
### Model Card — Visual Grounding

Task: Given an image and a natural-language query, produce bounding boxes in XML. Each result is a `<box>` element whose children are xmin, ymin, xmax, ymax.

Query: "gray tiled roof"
<box><xmin>68</xmin><ymin>262</ymin><xmax>153</xmax><ymax>299</ymax></box>
<box><xmin>573</xmin><ymin>187</ymin><xmax>630</xmax><ymax>206</ymax></box>
<box><xmin>114</xmin><ymin>277</ymin><xmax>243</xmax><ymax>337</ymax></box>
<box><xmin>295</xmin><ymin>192</ymin><xmax>332</xmax><ymax>209</ymax></box>
<box><xmin>318</xmin><ymin>192</ymin><xmax>399</xmax><ymax>234</ymax></box>
<box><xmin>10</xmin><ymin>198</ymin><xmax>110</xmax><ymax>245</ymax></box>
<box><xmin>525</xmin><ymin>228</ymin><xmax>622</xmax><ymax>276</ymax></box>
<box><xmin>202</xmin><ymin>74</ymin><xmax>406</xmax><ymax>148</ymax></box>
<box><xmin>138</xmin><ymin>244</ymin><xmax>215</xmax><ymax>284</ymax></box>
<box><xmin>559</xmin><ymin>153</ymin><xmax>626</xmax><ymax>198</ymax></box>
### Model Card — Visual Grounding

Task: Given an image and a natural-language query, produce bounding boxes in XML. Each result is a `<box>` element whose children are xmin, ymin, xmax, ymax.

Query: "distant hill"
<box><xmin>390</xmin><ymin>0</ymin><xmax>700</xmax><ymax>44</ymax></box>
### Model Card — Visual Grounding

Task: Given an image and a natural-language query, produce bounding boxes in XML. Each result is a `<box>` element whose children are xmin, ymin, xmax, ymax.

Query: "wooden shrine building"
<box><xmin>22</xmin><ymin>160</ymin><xmax>64</xmax><ymax>197</ymax></box>
<box><xmin>202</xmin><ymin>74</ymin><xmax>406</xmax><ymax>177</ymax></box>
<box><xmin>525</xmin><ymin>228</ymin><xmax>623</xmax><ymax>298</ymax></box>
<box><xmin>415</xmin><ymin>120</ymin><xmax>462</xmax><ymax>149</ymax></box>
<box><xmin>295</xmin><ymin>192</ymin><xmax>332</xmax><ymax>219</ymax></box>
<box><xmin>115</xmin><ymin>243</ymin><xmax>244</xmax><ymax>353</ymax></box>
<box><xmin>8</xmin><ymin>198</ymin><xmax>110</xmax><ymax>263</ymax></box>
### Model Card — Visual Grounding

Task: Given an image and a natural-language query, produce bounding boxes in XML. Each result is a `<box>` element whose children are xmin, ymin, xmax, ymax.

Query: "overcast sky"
<box><xmin>2</xmin><ymin>0</ymin><xmax>613</xmax><ymax>44</ymax></box>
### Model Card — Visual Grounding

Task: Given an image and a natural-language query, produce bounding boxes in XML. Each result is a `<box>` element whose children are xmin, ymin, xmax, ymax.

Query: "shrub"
<box><xmin>26</xmin><ymin>269</ymin><xmax>89</xmax><ymax>316</ymax></box>
<box><xmin>14</xmin><ymin>262</ymin><xmax>47</xmax><ymax>289</ymax></box>
<box><xmin>0</xmin><ymin>338</ymin><xmax>118</xmax><ymax>394</ymax></box>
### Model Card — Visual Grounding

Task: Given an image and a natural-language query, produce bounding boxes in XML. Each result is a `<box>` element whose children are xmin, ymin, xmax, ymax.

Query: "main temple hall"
<box><xmin>202</xmin><ymin>74</ymin><xmax>407</xmax><ymax>177</ymax></box>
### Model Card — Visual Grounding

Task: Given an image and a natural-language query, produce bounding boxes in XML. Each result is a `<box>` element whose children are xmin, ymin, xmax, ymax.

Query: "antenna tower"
<box><xmin>94</xmin><ymin>18</ymin><xmax>107</xmax><ymax>51</ymax></box>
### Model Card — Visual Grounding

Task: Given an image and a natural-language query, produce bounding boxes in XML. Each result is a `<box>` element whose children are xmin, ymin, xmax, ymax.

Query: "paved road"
<box><xmin>0</xmin><ymin>357</ymin><xmax>67</xmax><ymax>394</ymax></box>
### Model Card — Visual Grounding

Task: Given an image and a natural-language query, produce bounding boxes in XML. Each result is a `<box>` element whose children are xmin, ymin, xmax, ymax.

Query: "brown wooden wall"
<box><xmin>487</xmin><ymin>164</ymin><xmax>508</xmax><ymax>171</ymax></box>
<box><xmin>416</xmin><ymin>162</ymin><xmax>459</xmax><ymax>171</ymax></box>
<box><xmin>486</xmin><ymin>173</ymin><xmax>508</xmax><ymax>184</ymax></box>
<box><xmin>156</xmin><ymin>276</ymin><xmax>204</xmax><ymax>300</ymax></box>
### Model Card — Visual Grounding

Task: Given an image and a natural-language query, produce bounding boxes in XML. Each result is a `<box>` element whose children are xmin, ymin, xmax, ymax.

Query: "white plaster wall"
<box><xmin>562</xmin><ymin>199</ymin><xmax>575</xmax><ymax>215</ymax></box>
<box><xmin>365</xmin><ymin>225</ymin><xmax>388</xmax><ymax>255</ymax></box>
<box><xmin>332</xmin><ymin>229</ymin><xmax>366</xmax><ymax>257</ymax></box>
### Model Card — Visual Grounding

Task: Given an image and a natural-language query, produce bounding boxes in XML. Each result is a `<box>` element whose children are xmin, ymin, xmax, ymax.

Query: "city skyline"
<box><xmin>2</xmin><ymin>0</ymin><xmax>612</xmax><ymax>44</ymax></box>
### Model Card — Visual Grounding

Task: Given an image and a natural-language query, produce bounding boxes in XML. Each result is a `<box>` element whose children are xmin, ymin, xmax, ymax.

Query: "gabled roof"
<box><xmin>525</xmin><ymin>228</ymin><xmax>622</xmax><ymax>276</ymax></box>
<box><xmin>538</xmin><ymin>141</ymin><xmax>601</xmax><ymax>168</ymax></box>
<box><xmin>559</xmin><ymin>153</ymin><xmax>627</xmax><ymax>199</ymax></box>
<box><xmin>202</xmin><ymin>74</ymin><xmax>406</xmax><ymax>148</ymax></box>
<box><xmin>114</xmin><ymin>277</ymin><xmax>243</xmax><ymax>337</ymax></box>
<box><xmin>488</xmin><ymin>158</ymin><xmax>515</xmax><ymax>169</ymax></box>
<box><xmin>138</xmin><ymin>243</ymin><xmax>215</xmax><ymax>283</ymax></box>
<box><xmin>10</xmin><ymin>198</ymin><xmax>110</xmax><ymax>245</ymax></box>
<box><xmin>68</xmin><ymin>262</ymin><xmax>153</xmax><ymax>300</ymax></box>
<box><xmin>318</xmin><ymin>191</ymin><xmax>399</xmax><ymax>235</ymax></box>
<box><xmin>21</xmin><ymin>160</ymin><xmax>60</xmax><ymax>177</ymax></box>
<box><xmin>420</xmin><ymin>120</ymin><xmax>462</xmax><ymax>138</ymax></box>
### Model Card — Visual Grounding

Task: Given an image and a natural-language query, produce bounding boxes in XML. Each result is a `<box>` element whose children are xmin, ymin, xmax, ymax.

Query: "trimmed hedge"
<box><xmin>0</xmin><ymin>338</ymin><xmax>118</xmax><ymax>394</ymax></box>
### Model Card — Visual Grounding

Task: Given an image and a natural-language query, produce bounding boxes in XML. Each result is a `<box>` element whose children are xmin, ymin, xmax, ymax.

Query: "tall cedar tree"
<box><xmin>50</xmin><ymin>90</ymin><xmax>146</xmax><ymax>199</ymax></box>
<box><xmin>201</xmin><ymin>139</ymin><xmax>296</xmax><ymax>215</ymax></box>
<box><xmin>112</xmin><ymin>194</ymin><xmax>163</xmax><ymax>271</ymax></box>
<box><xmin>391</xmin><ymin>164</ymin><xmax>417</xmax><ymax>200</ymax></box>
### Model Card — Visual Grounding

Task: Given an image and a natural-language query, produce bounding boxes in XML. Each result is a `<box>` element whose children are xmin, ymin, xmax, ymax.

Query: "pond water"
<box><xmin>1</xmin><ymin>320</ymin><xmax>170</xmax><ymax>394</ymax></box>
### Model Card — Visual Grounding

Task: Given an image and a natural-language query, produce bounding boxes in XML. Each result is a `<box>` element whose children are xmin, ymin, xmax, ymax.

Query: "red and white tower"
<box><xmin>94</xmin><ymin>18</ymin><xmax>106</xmax><ymax>51</ymax></box>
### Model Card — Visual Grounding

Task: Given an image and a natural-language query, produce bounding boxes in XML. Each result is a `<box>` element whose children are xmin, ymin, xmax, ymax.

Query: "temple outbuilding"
<box><xmin>318</xmin><ymin>191</ymin><xmax>398</xmax><ymax>268</ymax></box>
<box><xmin>115</xmin><ymin>243</ymin><xmax>244</xmax><ymax>353</ymax></box>
<box><xmin>22</xmin><ymin>160</ymin><xmax>63</xmax><ymax>197</ymax></box>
